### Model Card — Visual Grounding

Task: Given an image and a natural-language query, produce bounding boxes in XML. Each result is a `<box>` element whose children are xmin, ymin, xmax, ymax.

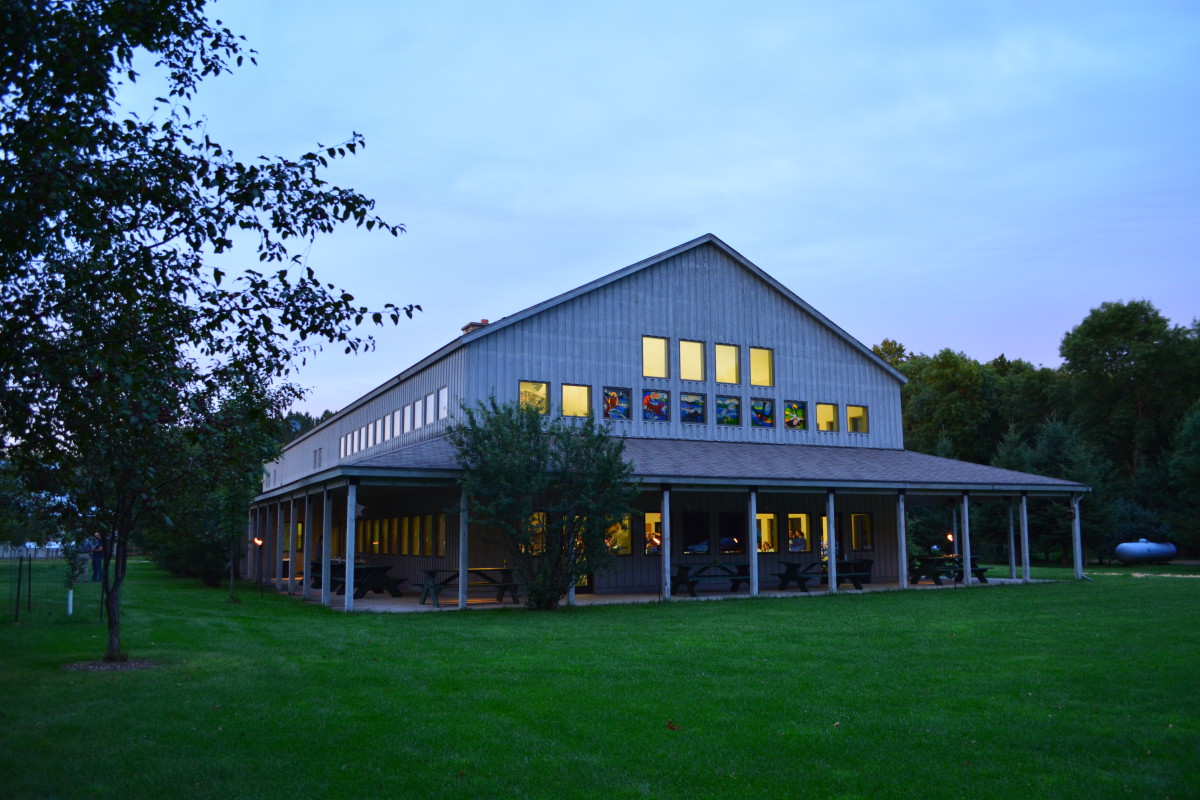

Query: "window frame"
<box><xmin>519</xmin><ymin>380</ymin><xmax>550</xmax><ymax>414</ymax></box>
<box><xmin>642</xmin><ymin>336</ymin><xmax>669</xmax><ymax>379</ymax></box>
<box><xmin>816</xmin><ymin>402</ymin><xmax>839</xmax><ymax>432</ymax></box>
<box><xmin>749</xmin><ymin>347</ymin><xmax>774</xmax><ymax>387</ymax></box>
<box><xmin>679</xmin><ymin>339</ymin><xmax>705</xmax><ymax>382</ymax></box>
<box><xmin>715</xmin><ymin>343</ymin><xmax>740</xmax><ymax>384</ymax></box>
<box><xmin>561</xmin><ymin>383</ymin><xmax>591</xmax><ymax>417</ymax></box>
<box><xmin>847</xmin><ymin>404</ymin><xmax>869</xmax><ymax>434</ymax></box>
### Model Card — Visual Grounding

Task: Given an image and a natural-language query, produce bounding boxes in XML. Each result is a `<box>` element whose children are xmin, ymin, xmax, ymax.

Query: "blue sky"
<box><xmin>165</xmin><ymin>1</ymin><xmax>1198</xmax><ymax>413</ymax></box>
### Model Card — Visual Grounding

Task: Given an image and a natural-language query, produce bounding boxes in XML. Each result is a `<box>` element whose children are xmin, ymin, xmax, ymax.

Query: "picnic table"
<box><xmin>308</xmin><ymin>561</ymin><xmax>406</xmax><ymax>598</ymax></box>
<box><xmin>774</xmin><ymin>560</ymin><xmax>873</xmax><ymax>591</ymax></box>
<box><xmin>671</xmin><ymin>562</ymin><xmax>751</xmax><ymax>597</ymax></box>
<box><xmin>419</xmin><ymin>567</ymin><xmax>521</xmax><ymax>608</ymax></box>
<box><xmin>910</xmin><ymin>555</ymin><xmax>989</xmax><ymax>585</ymax></box>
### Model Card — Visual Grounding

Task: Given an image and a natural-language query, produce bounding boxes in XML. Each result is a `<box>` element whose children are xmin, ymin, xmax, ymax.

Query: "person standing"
<box><xmin>90</xmin><ymin>534</ymin><xmax>104</xmax><ymax>583</ymax></box>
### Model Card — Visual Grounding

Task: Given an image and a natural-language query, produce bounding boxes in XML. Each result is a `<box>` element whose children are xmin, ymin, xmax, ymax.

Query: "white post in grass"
<box><xmin>960</xmin><ymin>492</ymin><xmax>973</xmax><ymax>586</ymax></box>
<box><xmin>1071</xmin><ymin>494</ymin><xmax>1084</xmax><ymax>580</ymax></box>
<box><xmin>748</xmin><ymin>487</ymin><xmax>759</xmax><ymax>597</ymax></box>
<box><xmin>344</xmin><ymin>482</ymin><xmax>357</xmax><ymax>612</ymax></box>
<box><xmin>287</xmin><ymin>496</ymin><xmax>297</xmax><ymax>595</ymax></box>
<box><xmin>302</xmin><ymin>493</ymin><xmax>314</xmax><ymax>601</ymax></box>
<box><xmin>321</xmin><ymin>487</ymin><xmax>333</xmax><ymax>606</ymax></box>
<box><xmin>1007</xmin><ymin>499</ymin><xmax>1016</xmax><ymax>580</ymax></box>
<box><xmin>661</xmin><ymin>486</ymin><xmax>672</xmax><ymax>600</ymax></box>
<box><xmin>897</xmin><ymin>490</ymin><xmax>908</xmax><ymax>588</ymax></box>
<box><xmin>1019</xmin><ymin>493</ymin><xmax>1031</xmax><ymax>584</ymax></box>
<box><xmin>275</xmin><ymin>500</ymin><xmax>285</xmax><ymax>592</ymax></box>
<box><xmin>826</xmin><ymin>490</ymin><xmax>837</xmax><ymax>593</ymax></box>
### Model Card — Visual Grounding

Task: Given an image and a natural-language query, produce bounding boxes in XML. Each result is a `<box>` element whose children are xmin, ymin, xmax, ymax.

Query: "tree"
<box><xmin>900</xmin><ymin>349</ymin><xmax>992</xmax><ymax>463</ymax></box>
<box><xmin>871</xmin><ymin>338</ymin><xmax>910</xmax><ymax>368</ymax></box>
<box><xmin>1</xmin><ymin>2</ymin><xmax>414</xmax><ymax>660</ymax></box>
<box><xmin>447</xmin><ymin>401</ymin><xmax>639</xmax><ymax>610</ymax></box>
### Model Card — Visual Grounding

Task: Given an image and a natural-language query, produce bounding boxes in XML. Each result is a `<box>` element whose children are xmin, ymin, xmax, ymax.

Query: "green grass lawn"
<box><xmin>2</xmin><ymin>562</ymin><xmax>1197</xmax><ymax>800</ymax></box>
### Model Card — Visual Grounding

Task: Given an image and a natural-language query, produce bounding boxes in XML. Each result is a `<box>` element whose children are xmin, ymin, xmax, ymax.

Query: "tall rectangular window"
<box><xmin>393</xmin><ymin>409</ymin><xmax>401</xmax><ymax>434</ymax></box>
<box><xmin>519</xmin><ymin>381</ymin><xmax>549</xmax><ymax>413</ymax></box>
<box><xmin>339</xmin><ymin>436</ymin><xmax>346</xmax><ymax>458</ymax></box>
<box><xmin>756</xmin><ymin>513</ymin><xmax>778</xmax><ymax>553</ymax></box>
<box><xmin>715</xmin><ymin>344</ymin><xmax>739</xmax><ymax>384</ymax></box>
<box><xmin>644</xmin><ymin>512</ymin><xmax>662</xmax><ymax>555</ymax></box>
<box><xmin>679</xmin><ymin>340</ymin><xmax>704</xmax><ymax>381</ymax></box>
<box><xmin>438</xmin><ymin>387</ymin><xmax>449</xmax><ymax>419</ymax></box>
<box><xmin>606</xmin><ymin>515</ymin><xmax>632</xmax><ymax>556</ymax></box>
<box><xmin>412</xmin><ymin>398</ymin><xmax>423</xmax><ymax>429</ymax></box>
<box><xmin>561</xmin><ymin>384</ymin><xmax>590</xmax><ymax>417</ymax></box>
<box><xmin>750</xmin><ymin>347</ymin><xmax>773</xmax><ymax>387</ymax></box>
<box><xmin>642</xmin><ymin>336</ymin><xmax>668</xmax><ymax>378</ymax></box>
<box><xmin>403</xmin><ymin>404</ymin><xmax>413</xmax><ymax>433</ymax></box>
<box><xmin>816</xmin><ymin>403</ymin><xmax>839</xmax><ymax>432</ymax></box>
<box><xmin>425</xmin><ymin>393</ymin><xmax>436</xmax><ymax>425</ymax></box>
<box><xmin>384</xmin><ymin>414</ymin><xmax>392</xmax><ymax>441</ymax></box>
<box><xmin>847</xmin><ymin>405</ymin><xmax>869</xmax><ymax>433</ymax></box>
<box><xmin>851</xmin><ymin>513</ymin><xmax>873</xmax><ymax>550</ymax></box>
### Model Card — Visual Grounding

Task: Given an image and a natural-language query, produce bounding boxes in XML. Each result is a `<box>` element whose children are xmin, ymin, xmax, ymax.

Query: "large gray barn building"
<box><xmin>249</xmin><ymin>234</ymin><xmax>1088</xmax><ymax>608</ymax></box>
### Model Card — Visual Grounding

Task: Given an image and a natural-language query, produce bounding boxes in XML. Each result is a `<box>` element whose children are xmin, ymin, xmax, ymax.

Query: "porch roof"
<box><xmin>327</xmin><ymin>435</ymin><xmax>1087</xmax><ymax>497</ymax></box>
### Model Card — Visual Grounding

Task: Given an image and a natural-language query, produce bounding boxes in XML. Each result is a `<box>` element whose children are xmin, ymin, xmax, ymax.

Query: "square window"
<box><xmin>750</xmin><ymin>398</ymin><xmax>775</xmax><ymax>428</ymax></box>
<box><xmin>602</xmin><ymin>387</ymin><xmax>631</xmax><ymax>421</ymax></box>
<box><xmin>679</xmin><ymin>340</ymin><xmax>704</xmax><ymax>381</ymax></box>
<box><xmin>816</xmin><ymin>403</ymin><xmax>839</xmax><ymax>432</ymax></box>
<box><xmin>642</xmin><ymin>336</ymin><xmax>668</xmax><ymax>378</ymax></box>
<box><xmin>716</xmin><ymin>395</ymin><xmax>741</xmax><ymax>426</ymax></box>
<box><xmin>715</xmin><ymin>344</ymin><xmax>739</xmax><ymax>384</ymax></box>
<box><xmin>562</xmin><ymin>384</ymin><xmax>591</xmax><ymax>417</ymax></box>
<box><xmin>606</xmin><ymin>515</ymin><xmax>632</xmax><ymax>556</ymax></box>
<box><xmin>784</xmin><ymin>400</ymin><xmax>807</xmax><ymax>431</ymax></box>
<box><xmin>642</xmin><ymin>390</ymin><xmax>670</xmax><ymax>422</ymax></box>
<box><xmin>847</xmin><ymin>405</ymin><xmax>869</xmax><ymax>433</ymax></box>
<box><xmin>519</xmin><ymin>381</ymin><xmax>549</xmax><ymax>414</ymax></box>
<box><xmin>750</xmin><ymin>347</ymin><xmax>773</xmax><ymax>387</ymax></box>
<box><xmin>787</xmin><ymin>514</ymin><xmax>811</xmax><ymax>552</ymax></box>
<box><xmin>680</xmin><ymin>392</ymin><xmax>705</xmax><ymax>424</ymax></box>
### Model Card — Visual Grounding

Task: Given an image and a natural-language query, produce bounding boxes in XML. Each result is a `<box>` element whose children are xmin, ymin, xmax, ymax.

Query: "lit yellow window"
<box><xmin>851</xmin><ymin>513</ymin><xmax>873</xmax><ymax>550</ymax></box>
<box><xmin>562</xmin><ymin>384</ymin><xmax>591</xmax><ymax>417</ymax></box>
<box><xmin>787</xmin><ymin>514</ymin><xmax>811</xmax><ymax>552</ymax></box>
<box><xmin>816</xmin><ymin>403</ymin><xmax>839</xmax><ymax>431</ymax></box>
<box><xmin>642</xmin><ymin>336</ymin><xmax>668</xmax><ymax>378</ymax></box>
<box><xmin>847</xmin><ymin>405</ymin><xmax>869</xmax><ymax>433</ymax></box>
<box><xmin>750</xmin><ymin>347</ymin><xmax>773</xmax><ymax>387</ymax></box>
<box><xmin>606</xmin><ymin>515</ymin><xmax>632</xmax><ymax>556</ymax></box>
<box><xmin>679</xmin><ymin>340</ymin><xmax>704</xmax><ymax>381</ymax></box>
<box><xmin>644</xmin><ymin>512</ymin><xmax>662</xmax><ymax>555</ymax></box>
<box><xmin>519</xmin><ymin>381</ymin><xmax>549</xmax><ymax>414</ymax></box>
<box><xmin>756</xmin><ymin>513</ymin><xmax>778</xmax><ymax>553</ymax></box>
<box><xmin>715</xmin><ymin>344</ymin><xmax>739</xmax><ymax>384</ymax></box>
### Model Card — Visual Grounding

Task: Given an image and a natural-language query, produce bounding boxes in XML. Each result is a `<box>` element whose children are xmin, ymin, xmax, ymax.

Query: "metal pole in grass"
<box><xmin>14</xmin><ymin>551</ymin><xmax>23</xmax><ymax>622</ymax></box>
<box><xmin>254</xmin><ymin>537</ymin><xmax>264</xmax><ymax>595</ymax></box>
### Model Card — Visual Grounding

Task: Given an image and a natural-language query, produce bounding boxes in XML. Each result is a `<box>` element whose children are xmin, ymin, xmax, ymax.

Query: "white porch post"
<box><xmin>344</xmin><ymin>482</ymin><xmax>357</xmax><ymax>612</ymax></box>
<box><xmin>1007</xmin><ymin>499</ymin><xmax>1017</xmax><ymax>580</ymax></box>
<box><xmin>458</xmin><ymin>491</ymin><xmax>470</xmax><ymax>609</ymax></box>
<box><xmin>302</xmin><ymin>493</ymin><xmax>314</xmax><ymax>601</ymax></box>
<box><xmin>748</xmin><ymin>488</ymin><xmax>759</xmax><ymax>597</ymax></box>
<box><xmin>661</xmin><ymin>486</ymin><xmax>672</xmax><ymax>600</ymax></box>
<box><xmin>896</xmin><ymin>490</ymin><xmax>908</xmax><ymax>587</ymax></box>
<box><xmin>320</xmin><ymin>487</ymin><xmax>333</xmax><ymax>606</ymax></box>
<box><xmin>960</xmin><ymin>492</ymin><xmax>973</xmax><ymax>586</ymax></box>
<box><xmin>825</xmin><ymin>490</ymin><xmax>837</xmax><ymax>593</ymax></box>
<box><xmin>274</xmin><ymin>500</ymin><xmax>285</xmax><ymax>592</ymax></box>
<box><xmin>1019</xmin><ymin>492</ymin><xmax>1031</xmax><ymax>583</ymax></box>
<box><xmin>1071</xmin><ymin>494</ymin><xmax>1084</xmax><ymax>580</ymax></box>
<box><xmin>287</xmin><ymin>496</ymin><xmax>298</xmax><ymax>595</ymax></box>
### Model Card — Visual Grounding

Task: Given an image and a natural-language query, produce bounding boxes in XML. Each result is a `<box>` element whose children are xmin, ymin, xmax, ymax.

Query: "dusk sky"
<box><xmin>150</xmin><ymin>1</ymin><xmax>1198</xmax><ymax>413</ymax></box>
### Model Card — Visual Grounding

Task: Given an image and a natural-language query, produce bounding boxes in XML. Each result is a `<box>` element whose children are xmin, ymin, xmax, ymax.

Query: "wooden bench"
<box><xmin>331</xmin><ymin>565</ymin><xmax>405</xmax><ymax>599</ymax></box>
<box><xmin>671</xmin><ymin>563</ymin><xmax>751</xmax><ymax>597</ymax></box>
<box><xmin>673</xmin><ymin>573</ymin><xmax>752</xmax><ymax>597</ymax></box>
<box><xmin>419</xmin><ymin>568</ymin><xmax>521</xmax><ymax>608</ymax></box>
<box><xmin>773</xmin><ymin>562</ymin><xmax>823</xmax><ymax>592</ymax></box>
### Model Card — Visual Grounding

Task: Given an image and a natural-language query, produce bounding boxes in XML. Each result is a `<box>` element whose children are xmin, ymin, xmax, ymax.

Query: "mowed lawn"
<box><xmin>1</xmin><ymin>562</ymin><xmax>1197</xmax><ymax>800</ymax></box>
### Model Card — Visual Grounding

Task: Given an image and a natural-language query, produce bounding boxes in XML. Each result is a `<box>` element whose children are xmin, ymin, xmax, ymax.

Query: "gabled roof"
<box><xmin>292</xmin><ymin>234</ymin><xmax>905</xmax><ymax>449</ymax></box>
<box><xmin>323</xmin><ymin>436</ymin><xmax>1086</xmax><ymax>497</ymax></box>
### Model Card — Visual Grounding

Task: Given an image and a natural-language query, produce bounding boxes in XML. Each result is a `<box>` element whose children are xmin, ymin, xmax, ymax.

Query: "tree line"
<box><xmin>876</xmin><ymin>299</ymin><xmax>1200</xmax><ymax>560</ymax></box>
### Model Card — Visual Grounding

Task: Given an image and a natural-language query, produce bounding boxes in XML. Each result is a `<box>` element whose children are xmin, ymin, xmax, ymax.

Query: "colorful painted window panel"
<box><xmin>603</xmin><ymin>387</ymin><xmax>631</xmax><ymax>421</ymax></box>
<box><xmin>784</xmin><ymin>400</ymin><xmax>807</xmax><ymax>430</ymax></box>
<box><xmin>680</xmin><ymin>392</ymin><xmax>705</xmax><ymax>424</ymax></box>
<box><xmin>716</xmin><ymin>395</ymin><xmax>741</xmax><ymax>426</ymax></box>
<box><xmin>750</xmin><ymin>398</ymin><xmax>775</xmax><ymax>428</ymax></box>
<box><xmin>642</xmin><ymin>390</ymin><xmax>670</xmax><ymax>422</ymax></box>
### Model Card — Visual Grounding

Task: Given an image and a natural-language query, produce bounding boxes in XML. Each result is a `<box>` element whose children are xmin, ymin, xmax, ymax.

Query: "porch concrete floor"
<box><xmin>271</xmin><ymin>575</ymin><xmax>1036</xmax><ymax>613</ymax></box>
